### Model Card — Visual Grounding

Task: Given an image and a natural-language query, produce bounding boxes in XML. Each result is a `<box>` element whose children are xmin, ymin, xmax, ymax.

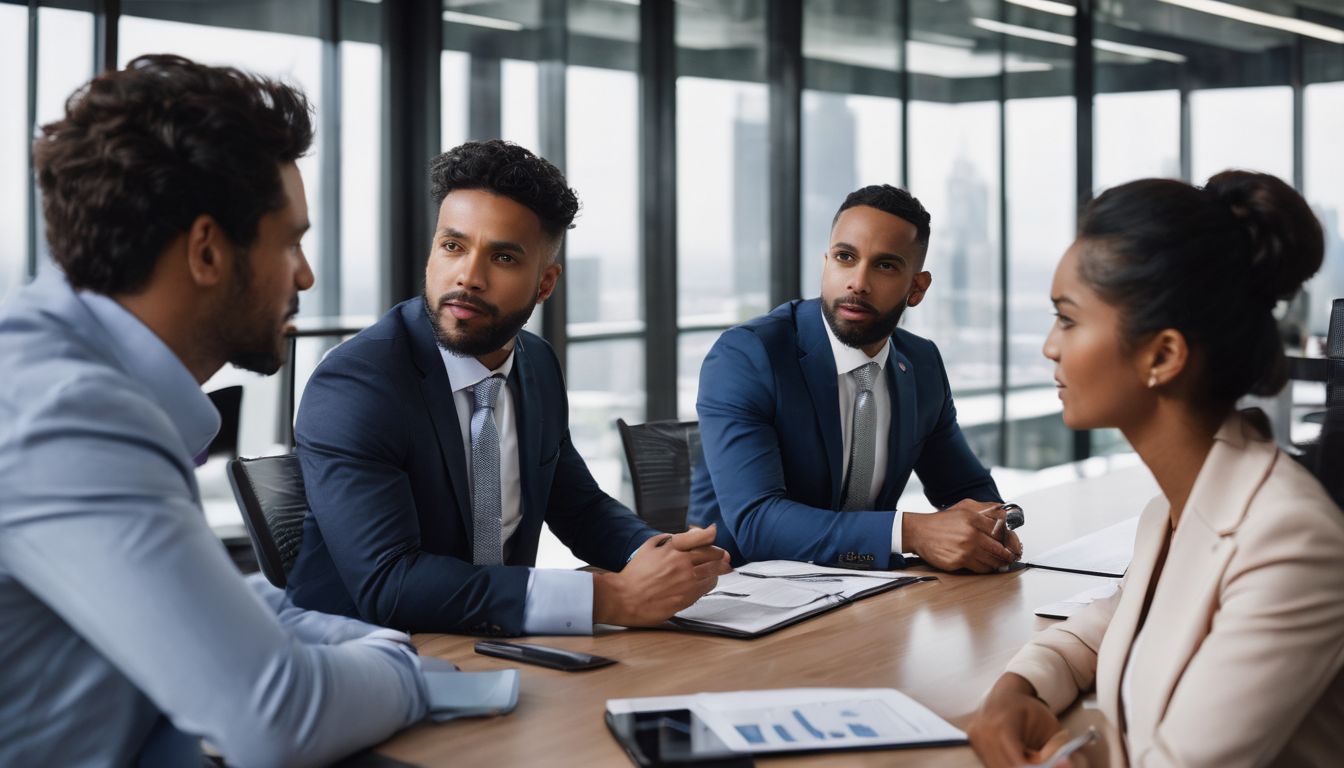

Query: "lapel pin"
<box><xmin>897</xmin><ymin>362</ymin><xmax>907</xmax><ymax>373</ymax></box>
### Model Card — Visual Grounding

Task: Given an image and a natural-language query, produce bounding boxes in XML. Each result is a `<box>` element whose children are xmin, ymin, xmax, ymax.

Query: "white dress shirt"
<box><xmin>439</xmin><ymin>346</ymin><xmax>593</xmax><ymax>634</ymax></box>
<box><xmin>821</xmin><ymin>316</ymin><xmax>908</xmax><ymax>554</ymax></box>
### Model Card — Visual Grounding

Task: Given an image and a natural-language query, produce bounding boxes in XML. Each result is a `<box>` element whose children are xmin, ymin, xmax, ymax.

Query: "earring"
<box><xmin>1147</xmin><ymin>370</ymin><xmax>1158</xmax><ymax>388</ymax></box>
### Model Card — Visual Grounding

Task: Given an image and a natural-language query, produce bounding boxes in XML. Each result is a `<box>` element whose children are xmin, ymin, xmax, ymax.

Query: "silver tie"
<box><xmin>470</xmin><ymin>375</ymin><xmax>504</xmax><ymax>565</ymax></box>
<box><xmin>842</xmin><ymin>362</ymin><xmax>879</xmax><ymax>511</ymax></box>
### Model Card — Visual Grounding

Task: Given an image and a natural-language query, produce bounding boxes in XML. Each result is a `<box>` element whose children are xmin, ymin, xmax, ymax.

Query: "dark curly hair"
<box><xmin>833</xmin><ymin>184</ymin><xmax>932</xmax><ymax>252</ymax></box>
<box><xmin>1078</xmin><ymin>171</ymin><xmax>1323</xmax><ymax>407</ymax></box>
<box><xmin>429</xmin><ymin>140</ymin><xmax>580</xmax><ymax>249</ymax></box>
<box><xmin>32</xmin><ymin>54</ymin><xmax>313</xmax><ymax>295</ymax></box>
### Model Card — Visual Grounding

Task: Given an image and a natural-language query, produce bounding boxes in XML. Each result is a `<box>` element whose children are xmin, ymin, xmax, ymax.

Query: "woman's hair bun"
<box><xmin>1203</xmin><ymin>170</ymin><xmax>1324</xmax><ymax>305</ymax></box>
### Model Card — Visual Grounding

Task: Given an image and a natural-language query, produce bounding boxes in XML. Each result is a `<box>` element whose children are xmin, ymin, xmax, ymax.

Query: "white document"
<box><xmin>1026</xmin><ymin>517</ymin><xmax>1140</xmax><ymax>578</ymax></box>
<box><xmin>672</xmin><ymin>561</ymin><xmax>929</xmax><ymax>637</ymax></box>
<box><xmin>606</xmin><ymin>688</ymin><xmax>965</xmax><ymax>753</ymax></box>
<box><xmin>1033</xmin><ymin>582</ymin><xmax>1120</xmax><ymax>619</ymax></box>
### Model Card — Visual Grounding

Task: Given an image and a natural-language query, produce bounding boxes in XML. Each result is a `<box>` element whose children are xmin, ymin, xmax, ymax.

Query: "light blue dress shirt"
<box><xmin>439</xmin><ymin>347</ymin><xmax>593</xmax><ymax>634</ymax></box>
<box><xmin>0</xmin><ymin>273</ymin><xmax>431</xmax><ymax>767</ymax></box>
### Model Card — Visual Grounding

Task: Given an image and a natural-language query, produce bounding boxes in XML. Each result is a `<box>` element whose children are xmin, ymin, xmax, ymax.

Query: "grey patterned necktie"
<box><xmin>842</xmin><ymin>362</ymin><xmax>880</xmax><ymax>511</ymax></box>
<box><xmin>470</xmin><ymin>375</ymin><xmax>505</xmax><ymax>565</ymax></box>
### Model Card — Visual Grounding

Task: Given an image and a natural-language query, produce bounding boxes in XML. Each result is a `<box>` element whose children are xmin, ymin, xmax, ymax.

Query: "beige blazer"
<box><xmin>1006</xmin><ymin>413</ymin><xmax>1344</xmax><ymax>767</ymax></box>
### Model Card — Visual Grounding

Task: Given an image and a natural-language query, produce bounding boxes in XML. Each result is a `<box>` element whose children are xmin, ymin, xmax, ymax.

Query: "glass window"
<box><xmin>675</xmin><ymin>0</ymin><xmax>769</xmax><ymax>331</ymax></box>
<box><xmin>1094</xmin><ymin>90</ymin><xmax>1180</xmax><ymax>192</ymax></box>
<box><xmin>1305</xmin><ymin>82</ymin><xmax>1344</xmax><ymax>338</ymax></box>
<box><xmin>678</xmin><ymin>330</ymin><xmax>724</xmax><ymax>422</ymax></box>
<box><xmin>1</xmin><ymin>2</ymin><xmax>29</xmax><ymax>301</ymax></box>
<box><xmin>566</xmin><ymin>339</ymin><xmax>645</xmax><ymax>505</ymax></box>
<box><xmin>35</xmin><ymin>6</ymin><xmax>94</xmax><ymax>276</ymax></box>
<box><xmin>1190</xmin><ymin>86</ymin><xmax>1293</xmax><ymax>183</ymax></box>
<box><xmin>441</xmin><ymin>50</ymin><xmax>469</xmax><ymax>151</ymax></box>
<box><xmin>501</xmin><ymin>59</ymin><xmax>539</xmax><ymax>151</ymax></box>
<box><xmin>340</xmin><ymin>38</ymin><xmax>383</xmax><ymax>317</ymax></box>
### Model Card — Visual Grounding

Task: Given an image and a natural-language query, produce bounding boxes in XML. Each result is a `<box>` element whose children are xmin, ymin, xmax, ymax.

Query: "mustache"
<box><xmin>435</xmin><ymin>291</ymin><xmax>499</xmax><ymax>318</ymax></box>
<box><xmin>831</xmin><ymin>295</ymin><xmax>878</xmax><ymax>314</ymax></box>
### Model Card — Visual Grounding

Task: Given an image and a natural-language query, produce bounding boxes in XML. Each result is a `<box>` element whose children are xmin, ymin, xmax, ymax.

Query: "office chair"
<box><xmin>616</xmin><ymin>419</ymin><xmax>702</xmax><ymax>533</ymax></box>
<box><xmin>1290</xmin><ymin>299</ymin><xmax>1344</xmax><ymax>508</ymax></box>
<box><xmin>204</xmin><ymin>385</ymin><xmax>243</xmax><ymax>459</ymax></box>
<box><xmin>227</xmin><ymin>454</ymin><xmax>309</xmax><ymax>589</ymax></box>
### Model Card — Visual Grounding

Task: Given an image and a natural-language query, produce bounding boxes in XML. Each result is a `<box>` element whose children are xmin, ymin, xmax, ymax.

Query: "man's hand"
<box><xmin>591</xmin><ymin>525</ymin><xmax>732</xmax><ymax>627</ymax></box>
<box><xmin>903</xmin><ymin>500</ymin><xmax>1022</xmax><ymax>573</ymax></box>
<box><xmin>968</xmin><ymin>674</ymin><xmax>1067</xmax><ymax>768</ymax></box>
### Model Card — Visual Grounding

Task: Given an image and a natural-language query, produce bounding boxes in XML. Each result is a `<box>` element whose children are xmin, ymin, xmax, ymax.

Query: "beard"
<box><xmin>213</xmin><ymin>249</ymin><xmax>296</xmax><ymax>376</ymax></box>
<box><xmin>821</xmin><ymin>294</ymin><xmax>907</xmax><ymax>350</ymax></box>
<box><xmin>423</xmin><ymin>289</ymin><xmax>536</xmax><ymax>358</ymax></box>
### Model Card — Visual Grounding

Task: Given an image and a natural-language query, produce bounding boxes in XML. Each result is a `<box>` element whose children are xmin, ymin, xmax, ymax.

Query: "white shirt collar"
<box><xmin>820</xmin><ymin>306</ymin><xmax>890</xmax><ymax>376</ymax></box>
<box><xmin>439</xmin><ymin>344</ymin><xmax>516</xmax><ymax>393</ymax></box>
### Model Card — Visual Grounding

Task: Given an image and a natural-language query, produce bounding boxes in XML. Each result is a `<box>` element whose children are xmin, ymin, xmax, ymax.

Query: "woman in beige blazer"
<box><xmin>969</xmin><ymin>170</ymin><xmax>1344</xmax><ymax>768</ymax></box>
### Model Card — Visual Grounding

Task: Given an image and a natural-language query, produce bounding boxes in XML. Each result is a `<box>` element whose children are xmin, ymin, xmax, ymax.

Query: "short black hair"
<box><xmin>1078</xmin><ymin>171</ymin><xmax>1323</xmax><ymax>408</ymax></box>
<box><xmin>33</xmin><ymin>54</ymin><xmax>313</xmax><ymax>295</ymax></box>
<box><xmin>832</xmin><ymin>184</ymin><xmax>932</xmax><ymax>251</ymax></box>
<box><xmin>429</xmin><ymin>140</ymin><xmax>580</xmax><ymax>243</ymax></box>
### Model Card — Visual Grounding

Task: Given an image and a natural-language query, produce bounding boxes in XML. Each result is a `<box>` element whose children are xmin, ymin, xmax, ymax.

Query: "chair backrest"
<box><xmin>205</xmin><ymin>385</ymin><xmax>243</xmax><ymax>459</ymax></box>
<box><xmin>616</xmin><ymin>419</ymin><xmax>701</xmax><ymax>533</ymax></box>
<box><xmin>1292</xmin><ymin>299</ymin><xmax>1344</xmax><ymax>508</ymax></box>
<box><xmin>227</xmin><ymin>454</ymin><xmax>309</xmax><ymax>588</ymax></box>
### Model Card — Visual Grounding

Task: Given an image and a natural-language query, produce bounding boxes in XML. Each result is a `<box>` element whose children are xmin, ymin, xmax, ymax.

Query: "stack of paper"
<box><xmin>1025</xmin><ymin>517</ymin><xmax>1139</xmax><ymax>578</ymax></box>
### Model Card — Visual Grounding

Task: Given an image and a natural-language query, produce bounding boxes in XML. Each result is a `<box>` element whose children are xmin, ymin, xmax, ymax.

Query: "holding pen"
<box><xmin>990</xmin><ymin>503</ymin><xmax>1026</xmax><ymax>573</ymax></box>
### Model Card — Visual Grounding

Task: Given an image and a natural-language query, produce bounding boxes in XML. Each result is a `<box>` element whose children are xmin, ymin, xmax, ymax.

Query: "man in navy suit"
<box><xmin>690</xmin><ymin>185</ymin><xmax>1022</xmax><ymax>573</ymax></box>
<box><xmin>288</xmin><ymin>140</ymin><xmax>730</xmax><ymax>636</ymax></box>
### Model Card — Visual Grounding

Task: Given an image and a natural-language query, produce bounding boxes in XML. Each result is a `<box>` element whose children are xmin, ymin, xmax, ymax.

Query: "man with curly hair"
<box><xmin>0</xmin><ymin>55</ymin><xmax>465</xmax><ymax>767</ymax></box>
<box><xmin>288</xmin><ymin>140</ymin><xmax>730</xmax><ymax>636</ymax></box>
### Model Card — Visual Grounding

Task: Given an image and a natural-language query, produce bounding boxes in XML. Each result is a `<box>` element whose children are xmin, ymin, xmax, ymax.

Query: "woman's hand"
<box><xmin>969</xmin><ymin>673</ymin><xmax>1068</xmax><ymax>767</ymax></box>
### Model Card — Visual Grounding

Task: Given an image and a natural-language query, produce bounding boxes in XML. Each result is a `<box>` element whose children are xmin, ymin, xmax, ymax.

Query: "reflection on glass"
<box><xmin>676</xmin><ymin>77</ymin><xmax>770</xmax><ymax>325</ymax></box>
<box><xmin>340</xmin><ymin>40</ymin><xmax>382</xmax><ymax>316</ymax></box>
<box><xmin>906</xmin><ymin>100</ymin><xmax>1002</xmax><ymax>395</ymax></box>
<box><xmin>800</xmin><ymin>91</ymin><xmax>901</xmax><ymax>300</ymax></box>
<box><xmin>1191</xmin><ymin>86</ymin><xmax>1293</xmax><ymax>183</ymax></box>
<box><xmin>678</xmin><ymin>330</ymin><xmax>725</xmax><ymax>421</ymax></box>
<box><xmin>119</xmin><ymin>13</ymin><xmax>326</xmax><ymax>313</ymax></box>
<box><xmin>567</xmin><ymin>339</ymin><xmax>645</xmax><ymax>503</ymax></box>
<box><xmin>567</xmin><ymin>65</ymin><xmax>642</xmax><ymax>330</ymax></box>
<box><xmin>1093</xmin><ymin>90</ymin><xmax>1180</xmax><ymax>192</ymax></box>
<box><xmin>1305</xmin><ymin>82</ymin><xmax>1344</xmax><ymax>338</ymax></box>
<box><xmin>1</xmin><ymin>3</ymin><xmax>28</xmax><ymax>301</ymax></box>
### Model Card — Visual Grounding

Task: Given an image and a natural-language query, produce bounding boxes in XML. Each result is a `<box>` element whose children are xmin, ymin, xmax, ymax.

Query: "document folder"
<box><xmin>668</xmin><ymin>560</ymin><xmax>935</xmax><ymax>639</ymax></box>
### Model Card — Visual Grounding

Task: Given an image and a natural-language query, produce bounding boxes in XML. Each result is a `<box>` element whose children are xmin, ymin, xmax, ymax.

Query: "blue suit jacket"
<box><xmin>287</xmin><ymin>299</ymin><xmax>656</xmax><ymax>635</ymax></box>
<box><xmin>689</xmin><ymin>299</ymin><xmax>1000</xmax><ymax>568</ymax></box>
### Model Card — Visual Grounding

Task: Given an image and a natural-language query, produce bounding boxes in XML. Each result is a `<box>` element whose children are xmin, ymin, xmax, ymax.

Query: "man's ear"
<box><xmin>184</xmin><ymin>214</ymin><xmax>231</xmax><ymax>288</ymax></box>
<box><xmin>906</xmin><ymin>271</ymin><xmax>932</xmax><ymax>308</ymax></box>
<box><xmin>537</xmin><ymin>261</ymin><xmax>563</xmax><ymax>303</ymax></box>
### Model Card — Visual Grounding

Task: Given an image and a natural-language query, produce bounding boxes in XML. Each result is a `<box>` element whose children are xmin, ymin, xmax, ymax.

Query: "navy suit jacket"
<box><xmin>689</xmin><ymin>299</ymin><xmax>1000</xmax><ymax>568</ymax></box>
<box><xmin>287</xmin><ymin>299</ymin><xmax>656</xmax><ymax>636</ymax></box>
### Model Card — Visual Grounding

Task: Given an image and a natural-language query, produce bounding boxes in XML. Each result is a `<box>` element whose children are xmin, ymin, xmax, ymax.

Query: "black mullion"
<box><xmin>319</xmin><ymin>0</ymin><xmax>342</xmax><ymax>317</ymax></box>
<box><xmin>640</xmin><ymin>0</ymin><xmax>676</xmax><ymax>420</ymax></box>
<box><xmin>898</xmin><ymin>0</ymin><xmax>909</xmax><ymax>188</ymax></box>
<box><xmin>93</xmin><ymin>0</ymin><xmax>117</xmax><ymax>73</ymax></box>
<box><xmin>1072</xmin><ymin>0</ymin><xmax>1094</xmax><ymax>462</ymax></box>
<box><xmin>539</xmin><ymin>0</ymin><xmax>567</xmax><ymax>371</ymax></box>
<box><xmin>766</xmin><ymin>0</ymin><xmax>801</xmax><ymax>308</ymax></box>
<box><xmin>25</xmin><ymin>0</ymin><xmax>37</xmax><ymax>281</ymax></box>
<box><xmin>997</xmin><ymin>0</ymin><xmax>1008</xmax><ymax>468</ymax></box>
<box><xmin>467</xmin><ymin>56</ymin><xmax>502</xmax><ymax>140</ymax></box>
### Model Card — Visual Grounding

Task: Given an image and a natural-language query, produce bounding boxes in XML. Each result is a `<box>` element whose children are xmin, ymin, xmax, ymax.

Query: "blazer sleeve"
<box><xmin>1130</xmin><ymin>493</ymin><xmax>1344</xmax><ymax>768</ymax></box>
<box><xmin>697</xmin><ymin>327</ymin><xmax>898</xmax><ymax>566</ymax></box>
<box><xmin>910</xmin><ymin>340</ymin><xmax>1001</xmax><ymax>507</ymax></box>
<box><xmin>1004</xmin><ymin>585</ymin><xmax>1122</xmax><ymax>714</ymax></box>
<box><xmin>296</xmin><ymin>350</ymin><xmax>531</xmax><ymax>636</ymax></box>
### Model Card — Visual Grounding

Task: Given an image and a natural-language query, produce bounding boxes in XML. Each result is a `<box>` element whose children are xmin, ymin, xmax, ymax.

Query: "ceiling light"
<box><xmin>1007</xmin><ymin>0</ymin><xmax>1077</xmax><ymax>17</ymax></box>
<box><xmin>442</xmin><ymin>10</ymin><xmax>526</xmax><ymax>32</ymax></box>
<box><xmin>972</xmin><ymin>18</ymin><xmax>1187</xmax><ymax>63</ymax></box>
<box><xmin>1159</xmin><ymin>0</ymin><xmax>1344</xmax><ymax>44</ymax></box>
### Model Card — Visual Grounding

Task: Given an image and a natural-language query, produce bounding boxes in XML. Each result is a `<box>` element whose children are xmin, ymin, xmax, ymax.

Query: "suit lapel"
<box><xmin>403</xmin><ymin>301</ymin><xmax>474</xmax><ymax>535</ymax></box>
<box><xmin>797</xmin><ymin>301</ymin><xmax>845</xmax><ymax>509</ymax></box>
<box><xmin>876</xmin><ymin>345</ymin><xmax>915</xmax><ymax>509</ymax></box>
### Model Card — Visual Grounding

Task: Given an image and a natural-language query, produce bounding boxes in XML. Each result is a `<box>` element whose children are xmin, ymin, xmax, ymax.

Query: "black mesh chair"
<box><xmin>227</xmin><ymin>454</ymin><xmax>309</xmax><ymax>588</ymax></box>
<box><xmin>616</xmin><ymin>419</ymin><xmax>702</xmax><ymax>533</ymax></box>
<box><xmin>1290</xmin><ymin>298</ymin><xmax>1344</xmax><ymax>508</ymax></box>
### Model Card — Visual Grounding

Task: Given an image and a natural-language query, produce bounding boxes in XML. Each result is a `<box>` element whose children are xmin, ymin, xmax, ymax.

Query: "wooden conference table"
<box><xmin>376</xmin><ymin>462</ymin><xmax>1157</xmax><ymax>767</ymax></box>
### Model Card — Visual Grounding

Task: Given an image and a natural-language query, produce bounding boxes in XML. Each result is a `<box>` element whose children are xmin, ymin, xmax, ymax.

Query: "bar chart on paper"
<box><xmin>729</xmin><ymin>699</ymin><xmax>923</xmax><ymax>748</ymax></box>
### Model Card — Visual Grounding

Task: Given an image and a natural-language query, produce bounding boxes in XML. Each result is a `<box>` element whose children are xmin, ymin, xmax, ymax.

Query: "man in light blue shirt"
<box><xmin>0</xmin><ymin>55</ymin><xmax>458</xmax><ymax>767</ymax></box>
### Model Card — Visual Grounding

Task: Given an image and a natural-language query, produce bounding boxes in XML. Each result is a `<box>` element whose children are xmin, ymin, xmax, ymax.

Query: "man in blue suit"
<box><xmin>289</xmin><ymin>140</ymin><xmax>729</xmax><ymax>636</ymax></box>
<box><xmin>690</xmin><ymin>185</ymin><xmax>1022</xmax><ymax>573</ymax></box>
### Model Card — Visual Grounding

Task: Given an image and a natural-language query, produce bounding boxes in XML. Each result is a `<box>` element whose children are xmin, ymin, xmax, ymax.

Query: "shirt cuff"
<box><xmin>890</xmin><ymin>510</ymin><xmax>906</xmax><ymax>555</ymax></box>
<box><xmin>522</xmin><ymin>568</ymin><xmax>593</xmax><ymax>635</ymax></box>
